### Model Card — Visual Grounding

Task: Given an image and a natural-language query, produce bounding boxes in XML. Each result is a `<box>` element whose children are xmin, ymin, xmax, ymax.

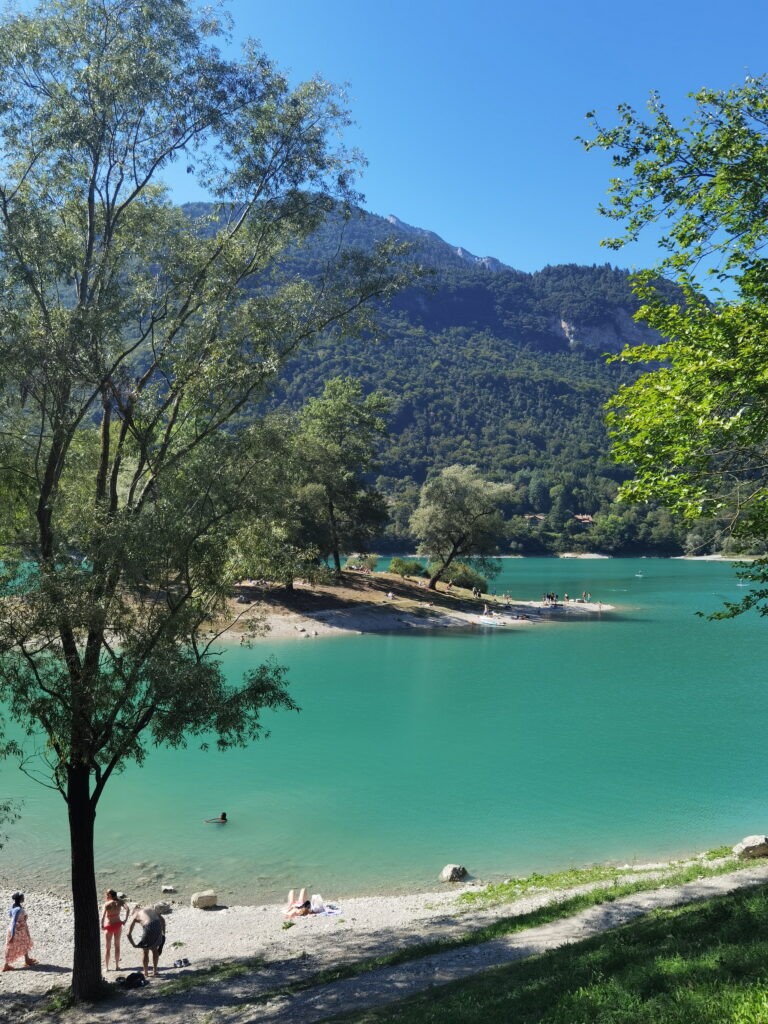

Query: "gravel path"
<box><xmin>4</xmin><ymin>862</ymin><xmax>768</xmax><ymax>1024</ymax></box>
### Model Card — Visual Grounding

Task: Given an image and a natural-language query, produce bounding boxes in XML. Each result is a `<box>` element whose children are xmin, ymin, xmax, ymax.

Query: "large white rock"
<box><xmin>190</xmin><ymin>889</ymin><xmax>217</xmax><ymax>909</ymax></box>
<box><xmin>733</xmin><ymin>835</ymin><xmax>768</xmax><ymax>859</ymax></box>
<box><xmin>439</xmin><ymin>864</ymin><xmax>467</xmax><ymax>883</ymax></box>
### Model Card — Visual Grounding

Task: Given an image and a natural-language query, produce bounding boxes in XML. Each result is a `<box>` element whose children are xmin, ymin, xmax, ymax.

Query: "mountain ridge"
<box><xmin>383</xmin><ymin>213</ymin><xmax>510</xmax><ymax>273</ymax></box>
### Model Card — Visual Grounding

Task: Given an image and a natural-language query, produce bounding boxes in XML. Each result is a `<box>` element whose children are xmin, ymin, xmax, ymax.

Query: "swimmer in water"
<box><xmin>204</xmin><ymin>812</ymin><xmax>228</xmax><ymax>824</ymax></box>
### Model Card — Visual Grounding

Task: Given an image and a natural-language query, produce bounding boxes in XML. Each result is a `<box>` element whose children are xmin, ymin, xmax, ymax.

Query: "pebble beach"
<box><xmin>0</xmin><ymin>882</ymin><xmax>486</xmax><ymax>998</ymax></box>
<box><xmin>5</xmin><ymin>854</ymin><xmax>768</xmax><ymax>1024</ymax></box>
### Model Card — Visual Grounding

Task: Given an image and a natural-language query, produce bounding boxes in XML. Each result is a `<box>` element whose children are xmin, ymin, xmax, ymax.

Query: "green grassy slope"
<box><xmin>329</xmin><ymin>883</ymin><xmax>768</xmax><ymax>1024</ymax></box>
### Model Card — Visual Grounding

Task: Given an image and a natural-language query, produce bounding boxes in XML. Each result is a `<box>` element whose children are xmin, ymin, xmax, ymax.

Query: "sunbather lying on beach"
<box><xmin>284</xmin><ymin>888</ymin><xmax>311</xmax><ymax>917</ymax></box>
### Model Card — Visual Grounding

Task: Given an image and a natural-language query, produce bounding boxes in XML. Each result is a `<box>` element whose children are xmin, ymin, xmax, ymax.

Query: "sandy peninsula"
<box><xmin>213</xmin><ymin>570</ymin><xmax>612</xmax><ymax>643</ymax></box>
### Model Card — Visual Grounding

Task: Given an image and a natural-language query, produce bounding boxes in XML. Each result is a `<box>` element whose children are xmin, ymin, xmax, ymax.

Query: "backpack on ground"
<box><xmin>117</xmin><ymin>971</ymin><xmax>147</xmax><ymax>989</ymax></box>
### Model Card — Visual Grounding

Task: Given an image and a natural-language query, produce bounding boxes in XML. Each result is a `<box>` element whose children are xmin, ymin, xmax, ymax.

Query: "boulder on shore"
<box><xmin>439</xmin><ymin>864</ymin><xmax>467</xmax><ymax>883</ymax></box>
<box><xmin>733</xmin><ymin>835</ymin><xmax>768</xmax><ymax>859</ymax></box>
<box><xmin>190</xmin><ymin>889</ymin><xmax>217</xmax><ymax>909</ymax></box>
<box><xmin>154</xmin><ymin>901</ymin><xmax>172</xmax><ymax>914</ymax></box>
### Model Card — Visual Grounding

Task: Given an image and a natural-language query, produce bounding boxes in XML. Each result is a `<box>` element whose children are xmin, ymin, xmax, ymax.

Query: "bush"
<box><xmin>389</xmin><ymin>557</ymin><xmax>427</xmax><ymax>578</ymax></box>
<box><xmin>438</xmin><ymin>562</ymin><xmax>488</xmax><ymax>593</ymax></box>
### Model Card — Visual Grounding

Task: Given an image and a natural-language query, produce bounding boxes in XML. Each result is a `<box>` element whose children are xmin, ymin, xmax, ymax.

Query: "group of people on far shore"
<box><xmin>4</xmin><ymin>889</ymin><xmax>166</xmax><ymax>978</ymax></box>
<box><xmin>541</xmin><ymin>591</ymin><xmax>593</xmax><ymax>606</ymax></box>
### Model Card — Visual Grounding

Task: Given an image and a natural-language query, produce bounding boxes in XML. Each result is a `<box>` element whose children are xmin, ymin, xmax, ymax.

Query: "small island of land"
<box><xmin>216</xmin><ymin>569</ymin><xmax>613</xmax><ymax>642</ymax></box>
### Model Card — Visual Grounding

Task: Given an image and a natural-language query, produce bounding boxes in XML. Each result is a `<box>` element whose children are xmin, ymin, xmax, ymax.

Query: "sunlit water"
<box><xmin>2</xmin><ymin>558</ymin><xmax>767</xmax><ymax>905</ymax></box>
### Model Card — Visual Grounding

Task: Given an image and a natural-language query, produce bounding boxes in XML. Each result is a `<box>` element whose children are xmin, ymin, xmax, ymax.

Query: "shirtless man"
<box><xmin>126</xmin><ymin>905</ymin><xmax>165</xmax><ymax>977</ymax></box>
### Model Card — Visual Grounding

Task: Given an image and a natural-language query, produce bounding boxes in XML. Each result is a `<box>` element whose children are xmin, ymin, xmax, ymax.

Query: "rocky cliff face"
<box><xmin>553</xmin><ymin>309</ymin><xmax>660</xmax><ymax>354</ymax></box>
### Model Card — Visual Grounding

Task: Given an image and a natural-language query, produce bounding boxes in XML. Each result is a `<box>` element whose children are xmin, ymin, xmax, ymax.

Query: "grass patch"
<box><xmin>158</xmin><ymin>957</ymin><xmax>264</xmax><ymax>998</ymax></box>
<box><xmin>236</xmin><ymin>855</ymin><xmax>753</xmax><ymax>1011</ymax></box>
<box><xmin>42</xmin><ymin>979</ymin><xmax>115</xmax><ymax>1013</ymax></box>
<box><xmin>458</xmin><ymin>851</ymin><xmax>738</xmax><ymax>908</ymax></box>
<box><xmin>324</xmin><ymin>882</ymin><xmax>768</xmax><ymax>1023</ymax></box>
<box><xmin>702</xmin><ymin>845</ymin><xmax>734</xmax><ymax>861</ymax></box>
<box><xmin>41</xmin><ymin>986</ymin><xmax>76</xmax><ymax>1014</ymax></box>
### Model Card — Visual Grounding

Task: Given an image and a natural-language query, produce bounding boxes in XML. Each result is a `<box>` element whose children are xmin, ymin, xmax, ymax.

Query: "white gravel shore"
<box><xmin>0</xmin><ymin>883</ymin><xmax>484</xmax><ymax>998</ymax></box>
<box><xmin>4</xmin><ymin>856</ymin><xmax>767</xmax><ymax>1024</ymax></box>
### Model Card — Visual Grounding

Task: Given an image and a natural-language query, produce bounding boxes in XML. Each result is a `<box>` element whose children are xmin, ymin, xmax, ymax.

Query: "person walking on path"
<box><xmin>126</xmin><ymin>905</ymin><xmax>165</xmax><ymax>978</ymax></box>
<box><xmin>3</xmin><ymin>892</ymin><xmax>37</xmax><ymax>971</ymax></box>
<box><xmin>100</xmin><ymin>889</ymin><xmax>127</xmax><ymax>972</ymax></box>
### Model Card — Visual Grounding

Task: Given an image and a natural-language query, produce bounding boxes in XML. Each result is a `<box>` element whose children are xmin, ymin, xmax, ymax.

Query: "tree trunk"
<box><xmin>428</xmin><ymin>555</ymin><xmax>455</xmax><ymax>590</ymax></box>
<box><xmin>428</xmin><ymin>544</ymin><xmax>462</xmax><ymax>590</ymax></box>
<box><xmin>67</xmin><ymin>764</ymin><xmax>103</xmax><ymax>1002</ymax></box>
<box><xmin>427</xmin><ymin>565</ymin><xmax>446</xmax><ymax>590</ymax></box>
<box><xmin>327</xmin><ymin>497</ymin><xmax>342</xmax><ymax>577</ymax></box>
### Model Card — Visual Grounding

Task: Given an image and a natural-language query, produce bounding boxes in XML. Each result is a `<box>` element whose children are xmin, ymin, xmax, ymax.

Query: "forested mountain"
<box><xmin>189</xmin><ymin>203</ymin><xmax>724</xmax><ymax>555</ymax></box>
<box><xmin>264</xmin><ymin>207</ymin><xmax>693</xmax><ymax>553</ymax></box>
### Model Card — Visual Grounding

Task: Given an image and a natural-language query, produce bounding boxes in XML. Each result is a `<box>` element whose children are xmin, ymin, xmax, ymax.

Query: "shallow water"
<box><xmin>2</xmin><ymin>558</ymin><xmax>767</xmax><ymax>904</ymax></box>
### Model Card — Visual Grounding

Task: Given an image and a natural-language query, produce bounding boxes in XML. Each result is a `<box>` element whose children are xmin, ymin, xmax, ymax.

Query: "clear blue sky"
<box><xmin>167</xmin><ymin>0</ymin><xmax>766</xmax><ymax>274</ymax></box>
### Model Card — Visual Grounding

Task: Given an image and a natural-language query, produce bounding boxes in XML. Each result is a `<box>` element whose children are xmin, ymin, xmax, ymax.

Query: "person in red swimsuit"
<box><xmin>100</xmin><ymin>889</ymin><xmax>127</xmax><ymax>972</ymax></box>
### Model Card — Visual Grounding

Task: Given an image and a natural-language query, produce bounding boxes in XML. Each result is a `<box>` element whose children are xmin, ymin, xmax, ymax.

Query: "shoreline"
<box><xmin>0</xmin><ymin>844</ymin><xmax>747</xmax><ymax>1000</ymax></box>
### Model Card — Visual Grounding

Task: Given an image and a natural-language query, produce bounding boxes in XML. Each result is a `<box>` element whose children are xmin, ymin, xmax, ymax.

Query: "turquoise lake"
<box><xmin>2</xmin><ymin>558</ymin><xmax>768</xmax><ymax>904</ymax></box>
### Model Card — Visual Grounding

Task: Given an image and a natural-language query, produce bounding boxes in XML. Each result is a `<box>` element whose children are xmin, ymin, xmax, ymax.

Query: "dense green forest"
<box><xmin>190</xmin><ymin>203</ymin><xmax>740</xmax><ymax>556</ymax></box>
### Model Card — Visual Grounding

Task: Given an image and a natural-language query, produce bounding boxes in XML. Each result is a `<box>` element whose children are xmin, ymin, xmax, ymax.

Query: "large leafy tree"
<box><xmin>226</xmin><ymin>415</ymin><xmax>335</xmax><ymax>592</ymax></box>
<box><xmin>0</xmin><ymin>0</ymin><xmax>405</xmax><ymax>1002</ymax></box>
<box><xmin>605</xmin><ymin>292</ymin><xmax>768</xmax><ymax>534</ymax></box>
<box><xmin>409</xmin><ymin>465</ymin><xmax>512</xmax><ymax>589</ymax></box>
<box><xmin>297</xmin><ymin>377</ymin><xmax>391</xmax><ymax>575</ymax></box>
<box><xmin>583</xmin><ymin>78</ymin><xmax>768</xmax><ymax>589</ymax></box>
<box><xmin>582</xmin><ymin>76</ymin><xmax>768</xmax><ymax>286</ymax></box>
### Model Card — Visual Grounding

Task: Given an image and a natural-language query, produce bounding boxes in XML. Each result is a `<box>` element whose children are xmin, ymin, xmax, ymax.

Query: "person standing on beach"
<box><xmin>100</xmin><ymin>889</ymin><xmax>127</xmax><ymax>972</ymax></box>
<box><xmin>3</xmin><ymin>892</ymin><xmax>37</xmax><ymax>971</ymax></box>
<box><xmin>126</xmin><ymin>905</ymin><xmax>165</xmax><ymax>978</ymax></box>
